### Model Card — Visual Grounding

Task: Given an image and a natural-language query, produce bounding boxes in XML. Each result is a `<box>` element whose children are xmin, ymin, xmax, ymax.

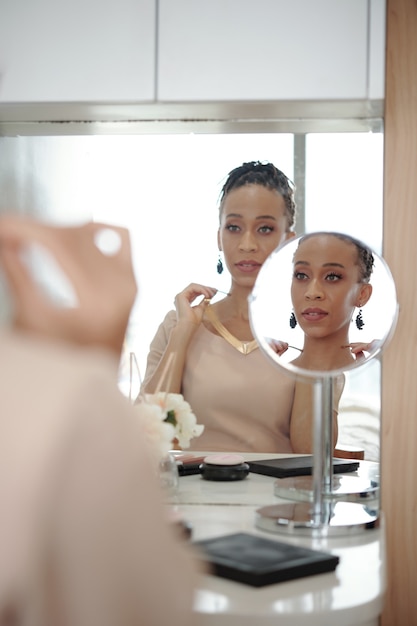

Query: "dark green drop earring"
<box><xmin>356</xmin><ymin>309</ymin><xmax>365</xmax><ymax>330</ymax></box>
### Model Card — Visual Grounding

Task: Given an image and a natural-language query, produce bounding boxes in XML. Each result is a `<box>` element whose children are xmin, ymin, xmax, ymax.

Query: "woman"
<box><xmin>289</xmin><ymin>232</ymin><xmax>374</xmax><ymax>371</ymax></box>
<box><xmin>141</xmin><ymin>161</ymin><xmax>319</xmax><ymax>453</ymax></box>
<box><xmin>0</xmin><ymin>216</ymin><xmax>200</xmax><ymax>626</ymax></box>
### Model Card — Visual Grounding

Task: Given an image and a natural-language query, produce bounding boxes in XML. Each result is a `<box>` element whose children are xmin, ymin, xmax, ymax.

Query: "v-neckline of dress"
<box><xmin>204</xmin><ymin>305</ymin><xmax>259</xmax><ymax>356</ymax></box>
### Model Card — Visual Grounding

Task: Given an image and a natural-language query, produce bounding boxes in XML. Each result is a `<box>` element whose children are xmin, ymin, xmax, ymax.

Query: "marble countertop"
<box><xmin>167</xmin><ymin>452</ymin><xmax>384</xmax><ymax>626</ymax></box>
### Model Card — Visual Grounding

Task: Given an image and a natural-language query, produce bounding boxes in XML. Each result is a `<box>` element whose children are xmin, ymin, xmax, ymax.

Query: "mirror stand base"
<box><xmin>255</xmin><ymin>501</ymin><xmax>379</xmax><ymax>537</ymax></box>
<box><xmin>273</xmin><ymin>475</ymin><xmax>379</xmax><ymax>504</ymax></box>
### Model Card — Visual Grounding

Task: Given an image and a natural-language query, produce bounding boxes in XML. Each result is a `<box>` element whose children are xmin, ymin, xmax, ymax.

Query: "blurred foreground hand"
<box><xmin>0</xmin><ymin>216</ymin><xmax>137</xmax><ymax>357</ymax></box>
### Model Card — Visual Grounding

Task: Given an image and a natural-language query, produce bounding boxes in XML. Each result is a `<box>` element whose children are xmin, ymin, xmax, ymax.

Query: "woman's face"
<box><xmin>291</xmin><ymin>234</ymin><xmax>371</xmax><ymax>339</ymax></box>
<box><xmin>218</xmin><ymin>184</ymin><xmax>293</xmax><ymax>288</ymax></box>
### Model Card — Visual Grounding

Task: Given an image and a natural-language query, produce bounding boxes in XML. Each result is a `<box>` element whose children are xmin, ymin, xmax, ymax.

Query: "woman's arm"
<box><xmin>141</xmin><ymin>283</ymin><xmax>217</xmax><ymax>394</ymax></box>
<box><xmin>290</xmin><ymin>377</ymin><xmax>341</xmax><ymax>453</ymax></box>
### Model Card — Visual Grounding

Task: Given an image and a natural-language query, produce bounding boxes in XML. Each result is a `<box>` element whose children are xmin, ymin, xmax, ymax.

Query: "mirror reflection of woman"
<box><xmin>289</xmin><ymin>232</ymin><xmax>374</xmax><ymax>371</ymax></box>
<box><xmin>140</xmin><ymin>161</ymin><xmax>325</xmax><ymax>454</ymax></box>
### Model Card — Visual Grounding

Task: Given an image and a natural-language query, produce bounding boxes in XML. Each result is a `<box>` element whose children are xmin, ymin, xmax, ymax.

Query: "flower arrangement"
<box><xmin>135</xmin><ymin>392</ymin><xmax>204</xmax><ymax>465</ymax></box>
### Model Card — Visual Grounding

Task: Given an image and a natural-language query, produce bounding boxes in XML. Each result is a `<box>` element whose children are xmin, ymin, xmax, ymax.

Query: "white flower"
<box><xmin>135</xmin><ymin>392</ymin><xmax>204</xmax><ymax>462</ymax></box>
<box><xmin>134</xmin><ymin>400</ymin><xmax>175</xmax><ymax>465</ymax></box>
<box><xmin>157</xmin><ymin>393</ymin><xmax>204</xmax><ymax>448</ymax></box>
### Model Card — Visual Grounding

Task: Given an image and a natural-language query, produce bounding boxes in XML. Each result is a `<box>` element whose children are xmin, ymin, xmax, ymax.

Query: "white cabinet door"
<box><xmin>157</xmin><ymin>0</ymin><xmax>381</xmax><ymax>102</ymax></box>
<box><xmin>0</xmin><ymin>0</ymin><xmax>155</xmax><ymax>103</ymax></box>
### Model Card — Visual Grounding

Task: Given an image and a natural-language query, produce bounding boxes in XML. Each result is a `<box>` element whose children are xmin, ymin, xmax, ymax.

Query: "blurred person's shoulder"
<box><xmin>0</xmin><ymin>328</ymin><xmax>127</xmax><ymax>437</ymax></box>
<box><xmin>0</xmin><ymin>327</ymin><xmax>119</xmax><ymax>383</ymax></box>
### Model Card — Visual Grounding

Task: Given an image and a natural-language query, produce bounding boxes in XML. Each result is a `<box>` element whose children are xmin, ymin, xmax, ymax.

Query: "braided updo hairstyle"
<box><xmin>299</xmin><ymin>232</ymin><xmax>375</xmax><ymax>283</ymax></box>
<box><xmin>218</xmin><ymin>161</ymin><xmax>296</xmax><ymax>231</ymax></box>
<box><xmin>340</xmin><ymin>234</ymin><xmax>374</xmax><ymax>283</ymax></box>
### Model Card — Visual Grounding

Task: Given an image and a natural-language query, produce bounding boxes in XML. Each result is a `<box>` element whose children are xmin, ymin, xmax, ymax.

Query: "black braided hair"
<box><xmin>298</xmin><ymin>232</ymin><xmax>375</xmax><ymax>283</ymax></box>
<box><xmin>218</xmin><ymin>161</ymin><xmax>296</xmax><ymax>231</ymax></box>
<box><xmin>343</xmin><ymin>234</ymin><xmax>374</xmax><ymax>283</ymax></box>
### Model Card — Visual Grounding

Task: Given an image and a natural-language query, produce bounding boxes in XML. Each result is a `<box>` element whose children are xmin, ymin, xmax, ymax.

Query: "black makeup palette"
<box><xmin>200</xmin><ymin>453</ymin><xmax>250</xmax><ymax>481</ymax></box>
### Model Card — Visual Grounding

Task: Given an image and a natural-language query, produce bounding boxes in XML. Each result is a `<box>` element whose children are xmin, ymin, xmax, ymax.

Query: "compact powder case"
<box><xmin>199</xmin><ymin>453</ymin><xmax>250</xmax><ymax>481</ymax></box>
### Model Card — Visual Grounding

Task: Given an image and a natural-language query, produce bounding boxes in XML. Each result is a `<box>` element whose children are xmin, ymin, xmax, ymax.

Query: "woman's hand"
<box><xmin>343</xmin><ymin>339</ymin><xmax>381</xmax><ymax>360</ymax></box>
<box><xmin>0</xmin><ymin>216</ymin><xmax>137</xmax><ymax>357</ymax></box>
<box><xmin>174</xmin><ymin>283</ymin><xmax>218</xmax><ymax>326</ymax></box>
<box><xmin>268</xmin><ymin>339</ymin><xmax>289</xmax><ymax>356</ymax></box>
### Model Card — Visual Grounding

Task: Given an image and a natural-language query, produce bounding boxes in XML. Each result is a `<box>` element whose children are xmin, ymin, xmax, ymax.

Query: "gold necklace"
<box><xmin>204</xmin><ymin>305</ymin><xmax>259</xmax><ymax>356</ymax></box>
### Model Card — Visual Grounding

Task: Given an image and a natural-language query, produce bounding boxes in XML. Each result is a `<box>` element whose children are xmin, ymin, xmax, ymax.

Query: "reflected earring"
<box><xmin>217</xmin><ymin>255</ymin><xmax>224</xmax><ymax>274</ymax></box>
<box><xmin>356</xmin><ymin>309</ymin><xmax>365</xmax><ymax>330</ymax></box>
<box><xmin>289</xmin><ymin>312</ymin><xmax>297</xmax><ymax>329</ymax></box>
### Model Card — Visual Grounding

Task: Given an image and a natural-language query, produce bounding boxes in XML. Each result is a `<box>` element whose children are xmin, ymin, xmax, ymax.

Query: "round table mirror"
<box><xmin>249</xmin><ymin>231</ymin><xmax>398</xmax><ymax>536</ymax></box>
